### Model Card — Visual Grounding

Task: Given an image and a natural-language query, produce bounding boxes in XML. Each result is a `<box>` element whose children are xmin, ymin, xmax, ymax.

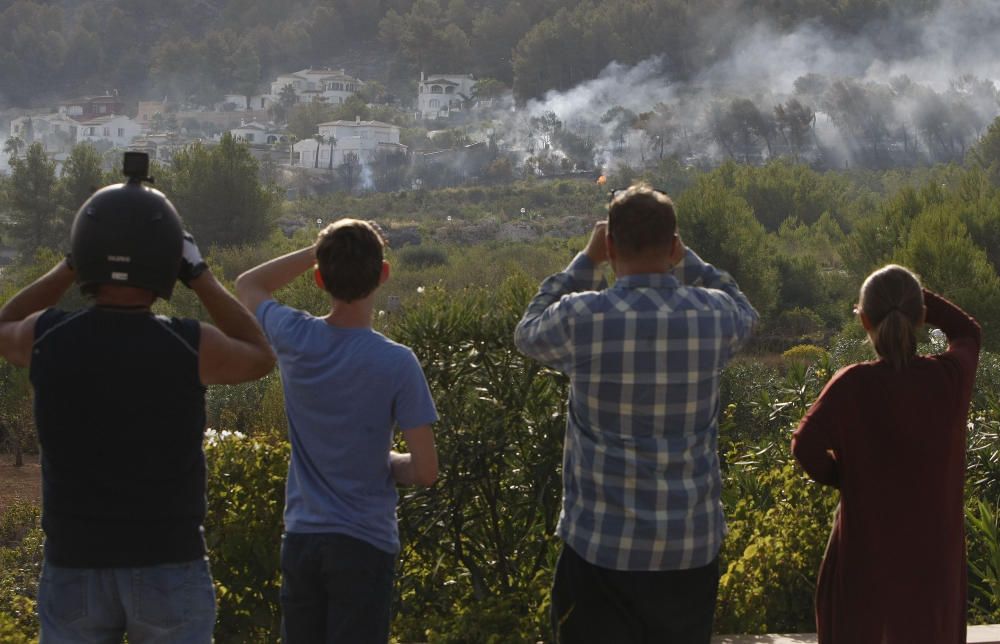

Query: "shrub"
<box><xmin>717</xmin><ymin>458</ymin><xmax>837</xmax><ymax>633</ymax></box>
<box><xmin>967</xmin><ymin>499</ymin><xmax>1000</xmax><ymax>622</ymax></box>
<box><xmin>715</xmin><ymin>353</ymin><xmax>838</xmax><ymax>633</ymax></box>
<box><xmin>399</xmin><ymin>244</ymin><xmax>449</xmax><ymax>270</ymax></box>
<box><xmin>205</xmin><ymin>372</ymin><xmax>287</xmax><ymax>439</ymax></box>
<box><xmin>204</xmin><ymin>430</ymin><xmax>289</xmax><ymax>643</ymax></box>
<box><xmin>390</xmin><ymin>276</ymin><xmax>565</xmax><ymax>643</ymax></box>
<box><xmin>0</xmin><ymin>610</ymin><xmax>33</xmax><ymax>644</ymax></box>
<box><xmin>782</xmin><ymin>344</ymin><xmax>829</xmax><ymax>368</ymax></box>
<box><xmin>0</xmin><ymin>502</ymin><xmax>42</xmax><ymax>640</ymax></box>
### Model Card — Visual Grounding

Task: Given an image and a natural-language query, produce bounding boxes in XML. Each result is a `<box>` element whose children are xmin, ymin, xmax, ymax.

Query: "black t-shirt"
<box><xmin>30</xmin><ymin>307</ymin><xmax>208</xmax><ymax>567</ymax></box>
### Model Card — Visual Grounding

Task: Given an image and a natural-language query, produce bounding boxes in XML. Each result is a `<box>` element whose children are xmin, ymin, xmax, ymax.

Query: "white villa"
<box><xmin>129</xmin><ymin>134</ymin><xmax>188</xmax><ymax>164</ymax></box>
<box><xmin>76</xmin><ymin>115</ymin><xmax>143</xmax><ymax>148</ymax></box>
<box><xmin>229</xmin><ymin>121</ymin><xmax>289</xmax><ymax>145</ymax></box>
<box><xmin>270</xmin><ymin>68</ymin><xmax>363</xmax><ymax>105</ymax></box>
<box><xmin>9</xmin><ymin>113</ymin><xmax>82</xmax><ymax>154</ymax></box>
<box><xmin>417</xmin><ymin>73</ymin><xmax>476</xmax><ymax>120</ymax></box>
<box><xmin>217</xmin><ymin>94</ymin><xmax>276</xmax><ymax>112</ymax></box>
<box><xmin>291</xmin><ymin>116</ymin><xmax>405</xmax><ymax>168</ymax></box>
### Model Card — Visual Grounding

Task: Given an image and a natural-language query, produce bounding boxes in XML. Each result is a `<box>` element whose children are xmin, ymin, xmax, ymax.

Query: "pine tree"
<box><xmin>59</xmin><ymin>143</ymin><xmax>106</xmax><ymax>215</ymax></box>
<box><xmin>160</xmin><ymin>133</ymin><xmax>277</xmax><ymax>247</ymax></box>
<box><xmin>7</xmin><ymin>143</ymin><xmax>62</xmax><ymax>256</ymax></box>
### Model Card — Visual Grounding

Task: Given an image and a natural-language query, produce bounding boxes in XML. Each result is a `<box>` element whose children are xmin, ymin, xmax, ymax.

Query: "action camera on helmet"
<box><xmin>70</xmin><ymin>153</ymin><xmax>183</xmax><ymax>300</ymax></box>
<box><xmin>122</xmin><ymin>151</ymin><xmax>151</xmax><ymax>183</ymax></box>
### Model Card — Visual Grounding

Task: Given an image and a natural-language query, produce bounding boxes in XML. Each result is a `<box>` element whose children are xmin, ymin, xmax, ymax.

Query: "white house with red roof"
<box><xmin>76</xmin><ymin>114</ymin><xmax>143</xmax><ymax>147</ymax></box>
<box><xmin>57</xmin><ymin>93</ymin><xmax>125</xmax><ymax>120</ymax></box>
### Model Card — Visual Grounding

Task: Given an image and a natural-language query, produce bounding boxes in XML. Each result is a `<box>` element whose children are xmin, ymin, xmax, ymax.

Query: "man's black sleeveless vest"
<box><xmin>30</xmin><ymin>308</ymin><xmax>207</xmax><ymax>567</ymax></box>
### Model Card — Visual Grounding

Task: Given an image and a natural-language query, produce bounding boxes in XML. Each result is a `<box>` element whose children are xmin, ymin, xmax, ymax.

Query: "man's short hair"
<box><xmin>607</xmin><ymin>184</ymin><xmax>677</xmax><ymax>258</ymax></box>
<box><xmin>315</xmin><ymin>218</ymin><xmax>386</xmax><ymax>302</ymax></box>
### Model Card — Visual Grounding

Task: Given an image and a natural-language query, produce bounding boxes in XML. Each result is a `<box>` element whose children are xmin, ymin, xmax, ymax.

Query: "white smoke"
<box><xmin>523</xmin><ymin>57</ymin><xmax>674</xmax><ymax>122</ymax></box>
<box><xmin>477</xmin><ymin>0</ymin><xmax>1000</xmax><ymax>172</ymax></box>
<box><xmin>360</xmin><ymin>162</ymin><xmax>373</xmax><ymax>190</ymax></box>
<box><xmin>694</xmin><ymin>0</ymin><xmax>1000</xmax><ymax>94</ymax></box>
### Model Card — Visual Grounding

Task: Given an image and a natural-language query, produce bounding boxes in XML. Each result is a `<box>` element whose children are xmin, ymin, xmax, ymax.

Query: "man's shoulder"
<box><xmin>675</xmin><ymin>284</ymin><xmax>736</xmax><ymax>307</ymax></box>
<box><xmin>554</xmin><ymin>288</ymin><xmax>611</xmax><ymax>313</ymax></box>
<box><xmin>32</xmin><ymin>307</ymin><xmax>90</xmax><ymax>341</ymax></box>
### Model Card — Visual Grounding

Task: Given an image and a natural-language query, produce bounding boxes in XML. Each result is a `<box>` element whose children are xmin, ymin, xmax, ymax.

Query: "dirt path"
<box><xmin>0</xmin><ymin>453</ymin><xmax>41</xmax><ymax>514</ymax></box>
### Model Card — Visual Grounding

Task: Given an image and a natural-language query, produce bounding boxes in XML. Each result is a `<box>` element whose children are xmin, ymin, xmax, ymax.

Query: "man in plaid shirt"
<box><xmin>514</xmin><ymin>185</ymin><xmax>758</xmax><ymax>643</ymax></box>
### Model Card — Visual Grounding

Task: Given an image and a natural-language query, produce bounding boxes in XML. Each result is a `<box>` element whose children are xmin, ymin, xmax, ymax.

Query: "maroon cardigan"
<box><xmin>792</xmin><ymin>290</ymin><xmax>981</xmax><ymax>644</ymax></box>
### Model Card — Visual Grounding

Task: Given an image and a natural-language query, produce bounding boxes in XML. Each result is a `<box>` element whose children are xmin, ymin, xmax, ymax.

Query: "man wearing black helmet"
<box><xmin>0</xmin><ymin>155</ymin><xmax>275</xmax><ymax>643</ymax></box>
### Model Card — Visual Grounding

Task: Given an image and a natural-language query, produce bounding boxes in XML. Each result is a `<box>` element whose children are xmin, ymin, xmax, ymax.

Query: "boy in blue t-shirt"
<box><xmin>236</xmin><ymin>219</ymin><xmax>439</xmax><ymax>643</ymax></box>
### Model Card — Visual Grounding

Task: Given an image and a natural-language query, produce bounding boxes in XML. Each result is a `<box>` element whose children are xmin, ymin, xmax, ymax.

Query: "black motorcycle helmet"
<box><xmin>70</xmin><ymin>174</ymin><xmax>184</xmax><ymax>301</ymax></box>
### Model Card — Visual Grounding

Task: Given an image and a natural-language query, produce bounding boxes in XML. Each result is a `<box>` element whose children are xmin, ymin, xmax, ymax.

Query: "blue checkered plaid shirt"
<box><xmin>514</xmin><ymin>248</ymin><xmax>758</xmax><ymax>571</ymax></box>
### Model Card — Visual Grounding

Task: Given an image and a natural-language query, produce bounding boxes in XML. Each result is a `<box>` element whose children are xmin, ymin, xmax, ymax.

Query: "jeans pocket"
<box><xmin>134</xmin><ymin>560</ymin><xmax>214</xmax><ymax>629</ymax></box>
<box><xmin>39</xmin><ymin>565</ymin><xmax>89</xmax><ymax>624</ymax></box>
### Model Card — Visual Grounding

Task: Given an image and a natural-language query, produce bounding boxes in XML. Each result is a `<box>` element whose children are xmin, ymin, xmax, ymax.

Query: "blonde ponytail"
<box><xmin>859</xmin><ymin>265</ymin><xmax>924</xmax><ymax>371</ymax></box>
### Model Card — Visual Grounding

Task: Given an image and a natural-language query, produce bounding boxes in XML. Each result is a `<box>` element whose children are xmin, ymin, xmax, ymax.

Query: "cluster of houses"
<box><xmin>5</xmin><ymin>69</ymin><xmax>488</xmax><ymax>175</ymax></box>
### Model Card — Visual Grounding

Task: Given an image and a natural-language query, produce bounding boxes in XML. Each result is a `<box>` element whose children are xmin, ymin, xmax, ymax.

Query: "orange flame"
<box><xmin>597</xmin><ymin>175</ymin><xmax>607</xmax><ymax>185</ymax></box>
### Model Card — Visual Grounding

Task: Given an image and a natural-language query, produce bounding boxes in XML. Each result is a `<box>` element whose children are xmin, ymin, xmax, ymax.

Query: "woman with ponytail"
<box><xmin>792</xmin><ymin>264</ymin><xmax>981</xmax><ymax>644</ymax></box>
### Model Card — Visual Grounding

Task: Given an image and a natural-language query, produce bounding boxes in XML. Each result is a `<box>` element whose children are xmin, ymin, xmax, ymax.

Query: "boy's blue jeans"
<box><xmin>280</xmin><ymin>532</ymin><xmax>396</xmax><ymax>644</ymax></box>
<box><xmin>38</xmin><ymin>558</ymin><xmax>216</xmax><ymax>643</ymax></box>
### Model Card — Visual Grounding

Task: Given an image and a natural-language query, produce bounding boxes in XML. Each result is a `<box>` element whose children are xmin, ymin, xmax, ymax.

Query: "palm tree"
<box><xmin>313</xmin><ymin>134</ymin><xmax>324</xmax><ymax>168</ymax></box>
<box><xmin>327</xmin><ymin>135</ymin><xmax>337</xmax><ymax>170</ymax></box>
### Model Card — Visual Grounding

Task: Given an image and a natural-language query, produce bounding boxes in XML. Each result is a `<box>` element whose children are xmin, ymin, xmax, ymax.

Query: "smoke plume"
<box><xmin>482</xmin><ymin>0</ymin><xmax>1000</xmax><ymax>172</ymax></box>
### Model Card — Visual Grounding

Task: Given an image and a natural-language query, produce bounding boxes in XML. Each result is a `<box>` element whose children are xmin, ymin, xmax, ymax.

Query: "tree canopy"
<box><xmin>0</xmin><ymin>0</ymin><xmax>954</xmax><ymax>108</ymax></box>
<box><xmin>158</xmin><ymin>133</ymin><xmax>279</xmax><ymax>247</ymax></box>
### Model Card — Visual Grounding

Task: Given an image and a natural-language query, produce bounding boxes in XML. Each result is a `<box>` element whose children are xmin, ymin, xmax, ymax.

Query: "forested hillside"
<box><xmin>0</xmin><ymin>0</ymin><xmax>974</xmax><ymax>107</ymax></box>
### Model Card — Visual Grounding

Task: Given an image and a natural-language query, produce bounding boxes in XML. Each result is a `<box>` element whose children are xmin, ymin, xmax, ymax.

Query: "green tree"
<box><xmin>840</xmin><ymin>186</ymin><xmax>923</xmax><ymax>282</ymax></box>
<box><xmin>313</xmin><ymin>134</ymin><xmax>324</xmax><ymax>169</ymax></box>
<box><xmin>3</xmin><ymin>136</ymin><xmax>24</xmax><ymax>161</ymax></box>
<box><xmin>471</xmin><ymin>4</ymin><xmax>530</xmax><ymax>82</ymax></box>
<box><xmin>161</xmin><ymin>134</ymin><xmax>278</xmax><ymax>247</ymax></box>
<box><xmin>6</xmin><ymin>143</ymin><xmax>62</xmax><ymax>255</ymax></box>
<box><xmin>59</xmin><ymin>143</ymin><xmax>105</xmax><ymax>215</ymax></box>
<box><xmin>895</xmin><ymin>206</ymin><xmax>1000</xmax><ymax>350</ymax></box>
<box><xmin>675</xmin><ymin>175</ymin><xmax>780</xmax><ymax>315</ymax></box>
<box><xmin>774</xmin><ymin>99</ymin><xmax>815</xmax><ymax>161</ymax></box>
<box><xmin>228</xmin><ymin>42</ymin><xmax>261</xmax><ymax>98</ymax></box>
<box><xmin>971</xmin><ymin>116</ymin><xmax>1000</xmax><ymax>185</ymax></box>
<box><xmin>635</xmin><ymin>103</ymin><xmax>677</xmax><ymax>161</ymax></box>
<box><xmin>600</xmin><ymin>106</ymin><xmax>637</xmax><ymax>153</ymax></box>
<box><xmin>269</xmin><ymin>83</ymin><xmax>299</xmax><ymax>124</ymax></box>
<box><xmin>391</xmin><ymin>279</ymin><xmax>564</xmax><ymax>643</ymax></box>
<box><xmin>330</xmin><ymin>95</ymin><xmax>371</xmax><ymax>123</ymax></box>
<box><xmin>287</xmin><ymin>101</ymin><xmax>335</xmax><ymax>141</ymax></box>
<box><xmin>379</xmin><ymin>0</ymin><xmax>472</xmax><ymax>73</ymax></box>
<box><xmin>471</xmin><ymin>77</ymin><xmax>508</xmax><ymax>102</ymax></box>
<box><xmin>338</xmin><ymin>151</ymin><xmax>362</xmax><ymax>193</ymax></box>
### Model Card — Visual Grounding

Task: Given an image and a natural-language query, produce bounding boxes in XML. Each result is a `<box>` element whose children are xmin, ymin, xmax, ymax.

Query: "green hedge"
<box><xmin>1</xmin><ymin>286</ymin><xmax>998</xmax><ymax>642</ymax></box>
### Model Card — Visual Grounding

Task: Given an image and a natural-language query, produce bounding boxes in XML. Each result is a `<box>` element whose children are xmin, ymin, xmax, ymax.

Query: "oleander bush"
<box><xmin>1</xmin><ymin>263</ymin><xmax>998</xmax><ymax>642</ymax></box>
<box><xmin>203</xmin><ymin>429</ymin><xmax>289</xmax><ymax>643</ymax></box>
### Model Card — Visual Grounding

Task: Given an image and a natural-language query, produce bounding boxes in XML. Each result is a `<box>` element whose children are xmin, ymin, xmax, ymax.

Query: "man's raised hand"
<box><xmin>179</xmin><ymin>232</ymin><xmax>208</xmax><ymax>287</ymax></box>
<box><xmin>584</xmin><ymin>220</ymin><xmax>610</xmax><ymax>265</ymax></box>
